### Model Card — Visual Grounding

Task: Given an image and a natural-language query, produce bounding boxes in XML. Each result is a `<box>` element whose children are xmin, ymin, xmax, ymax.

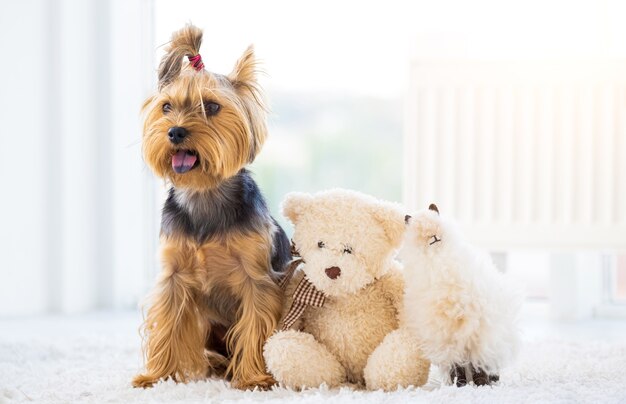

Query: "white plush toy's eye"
<box><xmin>343</xmin><ymin>246</ymin><xmax>353</xmax><ymax>254</ymax></box>
<box><xmin>318</xmin><ymin>241</ymin><xmax>325</xmax><ymax>248</ymax></box>
<box><xmin>429</xmin><ymin>235</ymin><xmax>441</xmax><ymax>245</ymax></box>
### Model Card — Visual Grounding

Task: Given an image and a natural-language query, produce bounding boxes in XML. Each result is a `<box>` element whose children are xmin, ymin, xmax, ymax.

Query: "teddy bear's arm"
<box><xmin>365</xmin><ymin>262</ymin><xmax>431</xmax><ymax>390</ymax></box>
<box><xmin>377</xmin><ymin>261</ymin><xmax>406</xmax><ymax>318</ymax></box>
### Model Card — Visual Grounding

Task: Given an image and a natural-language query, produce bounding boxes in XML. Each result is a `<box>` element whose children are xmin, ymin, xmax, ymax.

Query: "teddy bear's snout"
<box><xmin>325</xmin><ymin>266</ymin><xmax>341</xmax><ymax>280</ymax></box>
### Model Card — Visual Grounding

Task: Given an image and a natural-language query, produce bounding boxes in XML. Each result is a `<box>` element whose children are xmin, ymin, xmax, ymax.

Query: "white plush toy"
<box><xmin>401</xmin><ymin>204</ymin><xmax>522</xmax><ymax>386</ymax></box>
<box><xmin>263</xmin><ymin>189</ymin><xmax>430</xmax><ymax>391</ymax></box>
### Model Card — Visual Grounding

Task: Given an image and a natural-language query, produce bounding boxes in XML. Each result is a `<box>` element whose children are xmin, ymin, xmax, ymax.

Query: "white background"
<box><xmin>1</xmin><ymin>0</ymin><xmax>625</xmax><ymax>316</ymax></box>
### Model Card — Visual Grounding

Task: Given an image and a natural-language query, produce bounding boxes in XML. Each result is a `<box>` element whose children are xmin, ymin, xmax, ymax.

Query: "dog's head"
<box><xmin>142</xmin><ymin>24</ymin><xmax>267</xmax><ymax>190</ymax></box>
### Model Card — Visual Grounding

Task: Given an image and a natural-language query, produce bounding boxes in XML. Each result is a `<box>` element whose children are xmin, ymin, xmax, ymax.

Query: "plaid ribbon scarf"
<box><xmin>278</xmin><ymin>242</ymin><xmax>326</xmax><ymax>331</ymax></box>
<box><xmin>281</xmin><ymin>276</ymin><xmax>326</xmax><ymax>330</ymax></box>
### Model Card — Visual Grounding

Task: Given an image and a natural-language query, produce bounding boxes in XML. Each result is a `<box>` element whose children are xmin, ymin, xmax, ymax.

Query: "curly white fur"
<box><xmin>400</xmin><ymin>207</ymin><xmax>522</xmax><ymax>382</ymax></box>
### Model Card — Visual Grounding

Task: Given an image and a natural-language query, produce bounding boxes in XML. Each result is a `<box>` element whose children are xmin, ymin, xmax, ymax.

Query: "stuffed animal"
<box><xmin>263</xmin><ymin>189</ymin><xmax>430</xmax><ymax>391</ymax></box>
<box><xmin>400</xmin><ymin>204</ymin><xmax>522</xmax><ymax>386</ymax></box>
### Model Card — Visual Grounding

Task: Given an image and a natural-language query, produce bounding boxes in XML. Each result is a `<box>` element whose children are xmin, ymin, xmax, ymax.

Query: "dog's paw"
<box><xmin>231</xmin><ymin>374</ymin><xmax>276</xmax><ymax>390</ymax></box>
<box><xmin>205</xmin><ymin>349</ymin><xmax>230</xmax><ymax>378</ymax></box>
<box><xmin>132</xmin><ymin>374</ymin><xmax>158</xmax><ymax>388</ymax></box>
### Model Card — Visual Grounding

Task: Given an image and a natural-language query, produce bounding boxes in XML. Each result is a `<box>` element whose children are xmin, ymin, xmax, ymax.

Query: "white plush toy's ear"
<box><xmin>369</xmin><ymin>202</ymin><xmax>407</xmax><ymax>248</ymax></box>
<box><xmin>281</xmin><ymin>192</ymin><xmax>314</xmax><ymax>224</ymax></box>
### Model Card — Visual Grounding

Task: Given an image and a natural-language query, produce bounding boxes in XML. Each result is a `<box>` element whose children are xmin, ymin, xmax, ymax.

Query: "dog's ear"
<box><xmin>158</xmin><ymin>24</ymin><xmax>203</xmax><ymax>90</ymax></box>
<box><xmin>281</xmin><ymin>192</ymin><xmax>313</xmax><ymax>224</ymax></box>
<box><xmin>228</xmin><ymin>45</ymin><xmax>267</xmax><ymax>163</ymax></box>
<box><xmin>369</xmin><ymin>202</ymin><xmax>406</xmax><ymax>248</ymax></box>
<box><xmin>228</xmin><ymin>45</ymin><xmax>258</xmax><ymax>87</ymax></box>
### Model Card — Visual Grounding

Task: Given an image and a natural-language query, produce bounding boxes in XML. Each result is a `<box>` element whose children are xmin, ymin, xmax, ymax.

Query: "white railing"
<box><xmin>404</xmin><ymin>60</ymin><xmax>626</xmax><ymax>250</ymax></box>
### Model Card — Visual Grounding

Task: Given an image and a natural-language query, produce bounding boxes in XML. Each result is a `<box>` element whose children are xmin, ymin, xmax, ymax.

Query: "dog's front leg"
<box><xmin>132</xmin><ymin>240</ymin><xmax>207</xmax><ymax>388</ymax></box>
<box><xmin>226</xmin><ymin>273</ymin><xmax>283</xmax><ymax>390</ymax></box>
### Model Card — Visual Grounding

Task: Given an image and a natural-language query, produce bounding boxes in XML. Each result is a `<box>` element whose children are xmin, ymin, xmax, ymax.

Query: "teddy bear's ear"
<box><xmin>281</xmin><ymin>192</ymin><xmax>313</xmax><ymax>224</ymax></box>
<box><xmin>369</xmin><ymin>202</ymin><xmax>407</xmax><ymax>248</ymax></box>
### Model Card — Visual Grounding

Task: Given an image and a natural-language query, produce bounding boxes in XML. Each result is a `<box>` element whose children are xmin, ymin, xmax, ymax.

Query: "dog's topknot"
<box><xmin>169</xmin><ymin>24</ymin><xmax>203</xmax><ymax>55</ymax></box>
<box><xmin>158</xmin><ymin>24</ymin><xmax>204</xmax><ymax>90</ymax></box>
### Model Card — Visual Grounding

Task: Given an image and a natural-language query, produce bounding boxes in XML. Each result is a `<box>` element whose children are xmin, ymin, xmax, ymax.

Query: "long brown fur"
<box><xmin>132</xmin><ymin>23</ymin><xmax>284</xmax><ymax>390</ymax></box>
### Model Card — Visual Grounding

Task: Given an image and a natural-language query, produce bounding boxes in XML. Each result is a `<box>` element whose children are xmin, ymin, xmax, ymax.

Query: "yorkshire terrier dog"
<box><xmin>132</xmin><ymin>24</ymin><xmax>291</xmax><ymax>390</ymax></box>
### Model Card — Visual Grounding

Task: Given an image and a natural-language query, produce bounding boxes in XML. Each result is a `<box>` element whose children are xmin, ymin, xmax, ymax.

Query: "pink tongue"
<box><xmin>172</xmin><ymin>150</ymin><xmax>197</xmax><ymax>174</ymax></box>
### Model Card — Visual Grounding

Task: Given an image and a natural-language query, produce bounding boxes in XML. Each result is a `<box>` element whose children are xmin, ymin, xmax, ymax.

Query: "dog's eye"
<box><xmin>162</xmin><ymin>103</ymin><xmax>172</xmax><ymax>113</ymax></box>
<box><xmin>318</xmin><ymin>241</ymin><xmax>325</xmax><ymax>248</ymax></box>
<box><xmin>343</xmin><ymin>246</ymin><xmax>353</xmax><ymax>254</ymax></box>
<box><xmin>203</xmin><ymin>101</ymin><xmax>221</xmax><ymax>116</ymax></box>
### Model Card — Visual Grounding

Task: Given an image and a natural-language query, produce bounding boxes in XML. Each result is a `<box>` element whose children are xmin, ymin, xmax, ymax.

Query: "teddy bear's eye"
<box><xmin>343</xmin><ymin>246</ymin><xmax>353</xmax><ymax>254</ymax></box>
<box><xmin>318</xmin><ymin>241</ymin><xmax>325</xmax><ymax>248</ymax></box>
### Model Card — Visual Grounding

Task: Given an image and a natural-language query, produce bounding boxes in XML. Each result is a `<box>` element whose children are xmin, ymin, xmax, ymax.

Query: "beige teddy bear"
<box><xmin>263</xmin><ymin>189</ymin><xmax>430</xmax><ymax>391</ymax></box>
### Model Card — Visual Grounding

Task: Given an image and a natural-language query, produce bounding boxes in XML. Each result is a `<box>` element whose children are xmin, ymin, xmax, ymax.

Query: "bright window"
<box><xmin>155</xmin><ymin>0</ymin><xmax>626</xmax><ymax>315</ymax></box>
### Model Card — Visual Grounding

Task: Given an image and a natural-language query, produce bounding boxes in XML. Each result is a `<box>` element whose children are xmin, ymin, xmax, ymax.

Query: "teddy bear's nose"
<box><xmin>325</xmin><ymin>266</ymin><xmax>341</xmax><ymax>280</ymax></box>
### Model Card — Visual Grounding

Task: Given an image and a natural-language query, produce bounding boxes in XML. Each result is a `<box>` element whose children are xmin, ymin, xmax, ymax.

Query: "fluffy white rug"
<box><xmin>1</xmin><ymin>312</ymin><xmax>625</xmax><ymax>404</ymax></box>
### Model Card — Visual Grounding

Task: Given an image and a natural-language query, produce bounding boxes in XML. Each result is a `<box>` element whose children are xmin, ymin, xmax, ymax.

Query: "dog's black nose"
<box><xmin>168</xmin><ymin>127</ymin><xmax>188</xmax><ymax>144</ymax></box>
